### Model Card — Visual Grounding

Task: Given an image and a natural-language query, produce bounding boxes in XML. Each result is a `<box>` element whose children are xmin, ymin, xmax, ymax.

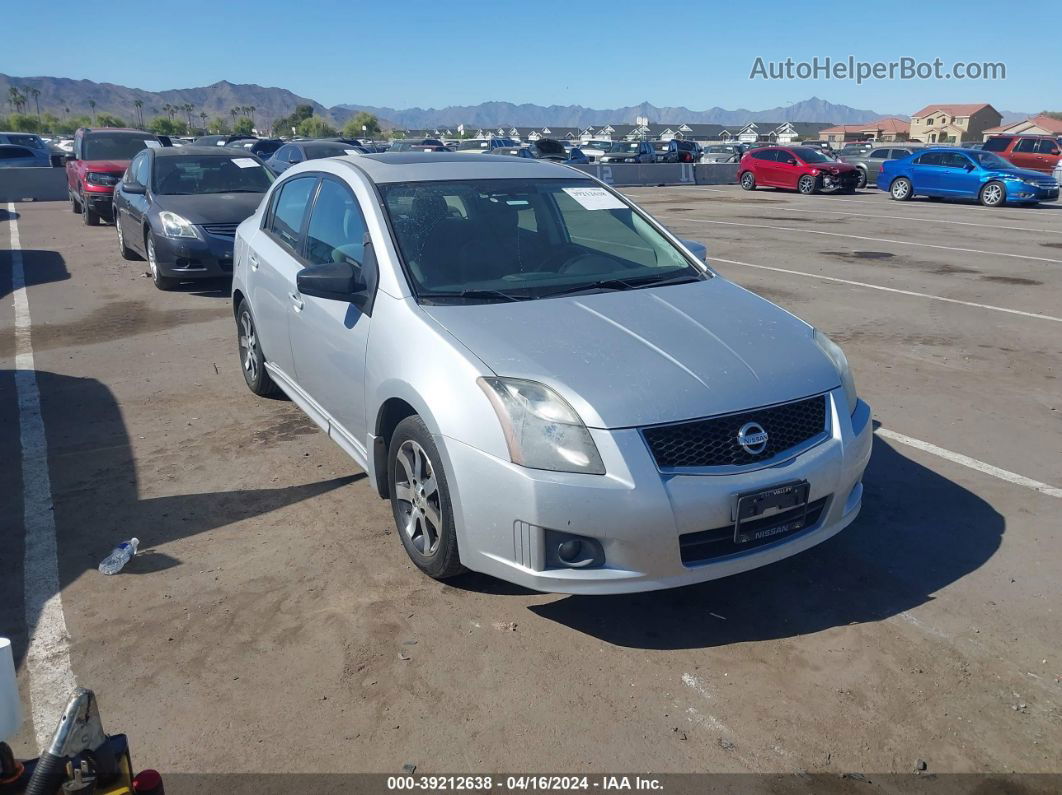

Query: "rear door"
<box><xmin>288</xmin><ymin>176</ymin><xmax>376</xmax><ymax>453</ymax></box>
<box><xmin>248</xmin><ymin>174</ymin><xmax>319</xmax><ymax>380</ymax></box>
<box><xmin>863</xmin><ymin>148</ymin><xmax>891</xmax><ymax>183</ymax></box>
<box><xmin>1033</xmin><ymin>138</ymin><xmax>1061</xmax><ymax>173</ymax></box>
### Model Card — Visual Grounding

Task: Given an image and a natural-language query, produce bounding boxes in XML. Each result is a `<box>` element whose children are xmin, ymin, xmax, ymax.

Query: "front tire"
<box><xmin>890</xmin><ymin>177</ymin><xmax>913</xmax><ymax>201</ymax></box>
<box><xmin>979</xmin><ymin>181</ymin><xmax>1006</xmax><ymax>207</ymax></box>
<box><xmin>388</xmin><ymin>416</ymin><xmax>464</xmax><ymax>580</ymax></box>
<box><xmin>797</xmin><ymin>174</ymin><xmax>818</xmax><ymax>195</ymax></box>
<box><xmin>739</xmin><ymin>171</ymin><xmax>756</xmax><ymax>190</ymax></box>
<box><xmin>81</xmin><ymin>193</ymin><xmax>100</xmax><ymax>226</ymax></box>
<box><xmin>145</xmin><ymin>233</ymin><xmax>179</xmax><ymax>290</ymax></box>
<box><xmin>236</xmin><ymin>300</ymin><xmax>281</xmax><ymax>397</ymax></box>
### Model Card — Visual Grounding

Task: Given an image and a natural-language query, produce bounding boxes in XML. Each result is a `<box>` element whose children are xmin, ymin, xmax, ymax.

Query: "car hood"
<box><xmin>151</xmin><ymin>192</ymin><xmax>265</xmax><ymax>224</ymax></box>
<box><xmin>991</xmin><ymin>166</ymin><xmax>1056</xmax><ymax>181</ymax></box>
<box><xmin>80</xmin><ymin>159</ymin><xmax>130</xmax><ymax>173</ymax></box>
<box><xmin>421</xmin><ymin>278</ymin><xmax>840</xmax><ymax>428</ymax></box>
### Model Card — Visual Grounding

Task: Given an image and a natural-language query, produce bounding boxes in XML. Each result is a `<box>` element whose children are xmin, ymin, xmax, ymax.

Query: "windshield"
<box><xmin>608</xmin><ymin>142</ymin><xmax>639</xmax><ymax>152</ymax></box>
<box><xmin>152</xmin><ymin>155</ymin><xmax>274</xmax><ymax>195</ymax></box>
<box><xmin>791</xmin><ymin>147</ymin><xmax>833</xmax><ymax>163</ymax></box>
<box><xmin>380</xmin><ymin>179</ymin><xmax>705</xmax><ymax>303</ymax></box>
<box><xmin>458</xmin><ymin>140</ymin><xmax>490</xmax><ymax>150</ymax></box>
<box><xmin>970</xmin><ymin>151</ymin><xmax>1017</xmax><ymax>170</ymax></box>
<box><xmin>83</xmin><ymin>133</ymin><xmax>160</xmax><ymax>161</ymax></box>
<box><xmin>707</xmin><ymin>146</ymin><xmax>734</xmax><ymax>153</ymax></box>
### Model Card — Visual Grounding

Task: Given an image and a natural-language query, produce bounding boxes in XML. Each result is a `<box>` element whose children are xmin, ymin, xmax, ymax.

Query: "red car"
<box><xmin>982</xmin><ymin>135</ymin><xmax>1061</xmax><ymax>174</ymax></box>
<box><xmin>738</xmin><ymin>145</ymin><xmax>860</xmax><ymax>194</ymax></box>
<box><xmin>66</xmin><ymin>127</ymin><xmax>166</xmax><ymax>225</ymax></box>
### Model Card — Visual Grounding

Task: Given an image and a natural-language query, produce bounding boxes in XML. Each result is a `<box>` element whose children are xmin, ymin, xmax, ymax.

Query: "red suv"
<box><xmin>982</xmin><ymin>135</ymin><xmax>1061</xmax><ymax>174</ymax></box>
<box><xmin>739</xmin><ymin>145</ymin><xmax>860</xmax><ymax>194</ymax></box>
<box><xmin>66</xmin><ymin>128</ymin><xmax>166</xmax><ymax>225</ymax></box>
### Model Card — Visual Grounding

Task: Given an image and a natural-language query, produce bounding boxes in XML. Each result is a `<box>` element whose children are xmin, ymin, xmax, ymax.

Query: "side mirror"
<box><xmin>296</xmin><ymin>260</ymin><xmax>367</xmax><ymax>302</ymax></box>
<box><xmin>679</xmin><ymin>239</ymin><xmax>708</xmax><ymax>263</ymax></box>
<box><xmin>123</xmin><ymin>182</ymin><xmax>146</xmax><ymax>195</ymax></box>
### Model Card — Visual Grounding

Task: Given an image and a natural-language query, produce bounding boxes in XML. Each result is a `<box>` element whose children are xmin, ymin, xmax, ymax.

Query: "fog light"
<box><xmin>544</xmin><ymin>529</ymin><xmax>604</xmax><ymax>569</ymax></box>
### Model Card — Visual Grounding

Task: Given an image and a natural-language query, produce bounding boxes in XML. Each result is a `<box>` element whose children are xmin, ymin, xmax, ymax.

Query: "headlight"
<box><xmin>86</xmin><ymin>172</ymin><xmax>118</xmax><ymax>186</ymax></box>
<box><xmin>478</xmin><ymin>377</ymin><xmax>605</xmax><ymax>475</ymax></box>
<box><xmin>159</xmin><ymin>211</ymin><xmax>199</xmax><ymax>239</ymax></box>
<box><xmin>813</xmin><ymin>329</ymin><xmax>858</xmax><ymax>415</ymax></box>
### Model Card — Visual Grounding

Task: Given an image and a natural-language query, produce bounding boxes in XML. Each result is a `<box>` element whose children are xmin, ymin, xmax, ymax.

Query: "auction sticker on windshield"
<box><xmin>231</xmin><ymin>158</ymin><xmax>259</xmax><ymax>169</ymax></box>
<box><xmin>145</xmin><ymin>140</ymin><xmax>161</xmax><ymax>149</ymax></box>
<box><xmin>563</xmin><ymin>186</ymin><xmax>626</xmax><ymax>210</ymax></box>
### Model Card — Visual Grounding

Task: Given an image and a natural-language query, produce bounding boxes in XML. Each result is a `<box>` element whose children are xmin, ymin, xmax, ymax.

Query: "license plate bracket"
<box><xmin>733</xmin><ymin>480</ymin><xmax>810</xmax><ymax>545</ymax></box>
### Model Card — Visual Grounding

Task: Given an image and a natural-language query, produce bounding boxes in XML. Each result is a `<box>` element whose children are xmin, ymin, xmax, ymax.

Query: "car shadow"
<box><xmin>175</xmin><ymin>277</ymin><xmax>232</xmax><ymax>299</ymax></box>
<box><xmin>0</xmin><ymin>208</ymin><xmax>20</xmax><ymax>222</ymax></box>
<box><xmin>0</xmin><ymin>249</ymin><xmax>69</xmax><ymax>300</ymax></box>
<box><xmin>0</xmin><ymin>369</ymin><xmax>361</xmax><ymax>671</ymax></box>
<box><xmin>528</xmin><ymin>435</ymin><xmax>1004</xmax><ymax>649</ymax></box>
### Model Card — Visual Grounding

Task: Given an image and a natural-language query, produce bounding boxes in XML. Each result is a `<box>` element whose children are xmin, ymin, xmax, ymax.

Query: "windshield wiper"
<box><xmin>539</xmin><ymin>272</ymin><xmax>702</xmax><ymax>299</ymax></box>
<box><xmin>421</xmin><ymin>289</ymin><xmax>531</xmax><ymax>303</ymax></box>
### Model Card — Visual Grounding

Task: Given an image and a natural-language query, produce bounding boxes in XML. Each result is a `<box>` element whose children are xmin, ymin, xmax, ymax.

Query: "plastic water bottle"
<box><xmin>98</xmin><ymin>538</ymin><xmax>139</xmax><ymax>575</ymax></box>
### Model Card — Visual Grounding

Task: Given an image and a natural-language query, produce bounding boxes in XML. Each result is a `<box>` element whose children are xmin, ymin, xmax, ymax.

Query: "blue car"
<box><xmin>878</xmin><ymin>147</ymin><xmax>1060</xmax><ymax>207</ymax></box>
<box><xmin>0</xmin><ymin>143</ymin><xmax>53</xmax><ymax>168</ymax></box>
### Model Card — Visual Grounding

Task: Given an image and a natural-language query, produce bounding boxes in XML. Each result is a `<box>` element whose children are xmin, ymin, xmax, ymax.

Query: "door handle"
<box><xmin>289</xmin><ymin>292</ymin><xmax>304</xmax><ymax>312</ymax></box>
<box><xmin>248</xmin><ymin>253</ymin><xmax>259</xmax><ymax>270</ymax></box>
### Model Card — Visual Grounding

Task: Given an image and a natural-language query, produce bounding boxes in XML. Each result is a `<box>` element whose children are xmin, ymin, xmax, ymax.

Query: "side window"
<box><xmin>943</xmin><ymin>153</ymin><xmax>971</xmax><ymax>169</ymax></box>
<box><xmin>1037</xmin><ymin>139</ymin><xmax>1060</xmax><ymax>155</ymax></box>
<box><xmin>915</xmin><ymin>152</ymin><xmax>943</xmax><ymax>166</ymax></box>
<box><xmin>752</xmin><ymin>150</ymin><xmax>773</xmax><ymax>161</ymax></box>
<box><xmin>869</xmin><ymin>149</ymin><xmax>890</xmax><ymax>158</ymax></box>
<box><xmin>288</xmin><ymin>146</ymin><xmax>304</xmax><ymax>163</ymax></box>
<box><xmin>272</xmin><ymin>145</ymin><xmax>291</xmax><ymax>161</ymax></box>
<box><xmin>981</xmin><ymin>137</ymin><xmax>1009</xmax><ymax>152</ymax></box>
<box><xmin>305</xmin><ymin>178</ymin><xmax>369</xmax><ymax>267</ymax></box>
<box><xmin>134</xmin><ymin>153</ymin><xmax>151</xmax><ymax>186</ymax></box>
<box><xmin>1014</xmin><ymin>138</ymin><xmax>1038</xmax><ymax>153</ymax></box>
<box><xmin>890</xmin><ymin>149</ymin><xmax>911</xmax><ymax>159</ymax></box>
<box><xmin>0</xmin><ymin>147</ymin><xmax>31</xmax><ymax>160</ymax></box>
<box><xmin>268</xmin><ymin>176</ymin><xmax>317</xmax><ymax>253</ymax></box>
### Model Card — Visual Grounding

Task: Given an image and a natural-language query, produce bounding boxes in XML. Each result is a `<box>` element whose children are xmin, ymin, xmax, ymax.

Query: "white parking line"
<box><xmin>876</xmin><ymin>428</ymin><xmax>1062</xmax><ymax>499</ymax></box>
<box><xmin>711</xmin><ymin>256</ymin><xmax>1062</xmax><ymax>323</ymax></box>
<box><xmin>6</xmin><ymin>202</ymin><xmax>77</xmax><ymax>749</ymax></box>
<box><xmin>766</xmin><ymin>206</ymin><xmax>1062</xmax><ymax>235</ymax></box>
<box><xmin>685</xmin><ymin>217</ymin><xmax>1062</xmax><ymax>264</ymax></box>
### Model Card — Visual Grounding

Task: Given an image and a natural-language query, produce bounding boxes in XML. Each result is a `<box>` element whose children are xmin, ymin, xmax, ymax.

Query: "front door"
<box><xmin>288</xmin><ymin>176</ymin><xmax>375</xmax><ymax>454</ymax></box>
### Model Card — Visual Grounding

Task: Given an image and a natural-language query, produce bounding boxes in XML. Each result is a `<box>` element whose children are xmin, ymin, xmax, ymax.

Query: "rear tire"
<box><xmin>145</xmin><ymin>233</ymin><xmax>179</xmax><ymax>290</ymax></box>
<box><xmin>739</xmin><ymin>171</ymin><xmax>756</xmax><ymax>190</ymax></box>
<box><xmin>979</xmin><ymin>180</ymin><xmax>1006</xmax><ymax>207</ymax></box>
<box><xmin>69</xmin><ymin>191</ymin><xmax>80</xmax><ymax>213</ymax></box>
<box><xmin>855</xmin><ymin>169</ymin><xmax>868</xmax><ymax>189</ymax></box>
<box><xmin>890</xmin><ymin>177</ymin><xmax>913</xmax><ymax>201</ymax></box>
<box><xmin>388</xmin><ymin>416</ymin><xmax>464</xmax><ymax>580</ymax></box>
<box><xmin>115</xmin><ymin>212</ymin><xmax>140</xmax><ymax>261</ymax></box>
<box><xmin>236</xmin><ymin>300</ymin><xmax>282</xmax><ymax>397</ymax></box>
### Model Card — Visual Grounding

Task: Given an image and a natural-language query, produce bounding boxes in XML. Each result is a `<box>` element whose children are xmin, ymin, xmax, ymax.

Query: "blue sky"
<box><xmin>3</xmin><ymin>0</ymin><xmax>1058</xmax><ymax>114</ymax></box>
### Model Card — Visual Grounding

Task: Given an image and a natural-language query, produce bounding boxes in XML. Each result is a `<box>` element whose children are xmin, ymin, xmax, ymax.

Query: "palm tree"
<box><xmin>185</xmin><ymin>104</ymin><xmax>194</xmax><ymax>127</ymax></box>
<box><xmin>230</xmin><ymin>107</ymin><xmax>239</xmax><ymax>126</ymax></box>
<box><xmin>88</xmin><ymin>99</ymin><xmax>97</xmax><ymax>124</ymax></box>
<box><xmin>199</xmin><ymin>111</ymin><xmax>207</xmax><ymax>132</ymax></box>
<box><xmin>248</xmin><ymin>106</ymin><xmax>256</xmax><ymax>129</ymax></box>
<box><xmin>8</xmin><ymin>86</ymin><xmax>25</xmax><ymax>114</ymax></box>
<box><xmin>133</xmin><ymin>99</ymin><xmax>144</xmax><ymax>129</ymax></box>
<box><xmin>29</xmin><ymin>87</ymin><xmax>41</xmax><ymax>122</ymax></box>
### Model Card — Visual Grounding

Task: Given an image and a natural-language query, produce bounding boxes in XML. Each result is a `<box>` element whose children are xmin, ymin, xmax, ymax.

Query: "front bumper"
<box><xmin>82</xmin><ymin>186</ymin><xmax>116</xmax><ymax>214</ymax></box>
<box><xmin>440</xmin><ymin>389</ymin><xmax>873</xmax><ymax>594</ymax></box>
<box><xmin>151</xmin><ymin>226</ymin><xmax>236</xmax><ymax>279</ymax></box>
<box><xmin>1005</xmin><ymin>182</ymin><xmax>1059</xmax><ymax>203</ymax></box>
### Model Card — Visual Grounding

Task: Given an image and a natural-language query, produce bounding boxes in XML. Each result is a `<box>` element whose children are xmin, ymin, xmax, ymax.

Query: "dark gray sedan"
<box><xmin>841</xmin><ymin>145</ymin><xmax>918</xmax><ymax>188</ymax></box>
<box><xmin>112</xmin><ymin>146</ymin><xmax>273</xmax><ymax>290</ymax></box>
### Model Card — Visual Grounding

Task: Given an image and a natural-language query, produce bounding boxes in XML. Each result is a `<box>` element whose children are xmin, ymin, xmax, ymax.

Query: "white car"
<box><xmin>231</xmin><ymin>153</ymin><xmax>871</xmax><ymax>594</ymax></box>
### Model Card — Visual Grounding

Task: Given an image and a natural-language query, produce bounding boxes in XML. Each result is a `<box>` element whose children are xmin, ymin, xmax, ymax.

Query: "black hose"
<box><xmin>24</xmin><ymin>752</ymin><xmax>68</xmax><ymax>795</ymax></box>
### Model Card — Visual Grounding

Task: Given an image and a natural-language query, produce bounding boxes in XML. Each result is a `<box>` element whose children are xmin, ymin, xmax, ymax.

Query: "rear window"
<box><xmin>982</xmin><ymin>137</ymin><xmax>1011</xmax><ymax>152</ymax></box>
<box><xmin>303</xmin><ymin>142</ymin><xmax>353</xmax><ymax>158</ymax></box>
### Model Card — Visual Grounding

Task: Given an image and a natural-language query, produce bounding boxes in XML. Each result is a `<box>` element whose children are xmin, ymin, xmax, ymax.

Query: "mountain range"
<box><xmin>1</xmin><ymin>73</ymin><xmax>1032</xmax><ymax>130</ymax></box>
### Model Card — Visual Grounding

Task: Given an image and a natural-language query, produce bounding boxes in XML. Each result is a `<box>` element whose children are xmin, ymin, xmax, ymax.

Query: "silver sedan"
<box><xmin>231</xmin><ymin>153</ymin><xmax>872</xmax><ymax>594</ymax></box>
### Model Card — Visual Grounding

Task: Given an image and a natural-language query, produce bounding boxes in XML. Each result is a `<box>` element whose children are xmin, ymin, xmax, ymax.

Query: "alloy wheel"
<box><xmin>238</xmin><ymin>311</ymin><xmax>259</xmax><ymax>383</ymax></box>
<box><xmin>147</xmin><ymin>237</ymin><xmax>158</xmax><ymax>279</ymax></box>
<box><xmin>983</xmin><ymin>183</ymin><xmax>1003</xmax><ymax>206</ymax></box>
<box><xmin>393</xmin><ymin>440</ymin><xmax>442</xmax><ymax>557</ymax></box>
<box><xmin>892</xmin><ymin>180</ymin><xmax>910</xmax><ymax>199</ymax></box>
<box><xmin>798</xmin><ymin>175</ymin><xmax>815</xmax><ymax>194</ymax></box>
<box><xmin>741</xmin><ymin>173</ymin><xmax>754</xmax><ymax>189</ymax></box>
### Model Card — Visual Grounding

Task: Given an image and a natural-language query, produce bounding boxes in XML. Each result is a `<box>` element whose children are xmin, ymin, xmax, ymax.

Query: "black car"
<box><xmin>389</xmin><ymin>138</ymin><xmax>449</xmax><ymax>152</ymax></box>
<box><xmin>226</xmin><ymin>137</ymin><xmax>285</xmax><ymax>160</ymax></box>
<box><xmin>112</xmin><ymin>146</ymin><xmax>273</xmax><ymax>290</ymax></box>
<box><xmin>264</xmin><ymin>140</ymin><xmax>364</xmax><ymax>173</ymax></box>
<box><xmin>660</xmin><ymin>139</ymin><xmax>701</xmax><ymax>163</ymax></box>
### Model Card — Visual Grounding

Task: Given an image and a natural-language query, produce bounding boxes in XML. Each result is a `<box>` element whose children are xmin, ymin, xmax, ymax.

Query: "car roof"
<box><xmin>151</xmin><ymin>146</ymin><xmax>262</xmax><ymax>158</ymax></box>
<box><xmin>335</xmin><ymin>152</ymin><xmax>581</xmax><ymax>183</ymax></box>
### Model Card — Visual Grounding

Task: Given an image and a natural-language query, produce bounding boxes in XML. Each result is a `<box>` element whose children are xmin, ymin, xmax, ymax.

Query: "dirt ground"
<box><xmin>1</xmin><ymin>185</ymin><xmax>1060</xmax><ymax>781</ymax></box>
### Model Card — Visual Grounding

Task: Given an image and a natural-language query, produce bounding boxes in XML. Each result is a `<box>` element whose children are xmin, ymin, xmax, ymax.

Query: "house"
<box><xmin>981</xmin><ymin>114</ymin><xmax>1062</xmax><ymax>141</ymax></box>
<box><xmin>819</xmin><ymin>117</ymin><xmax>911</xmax><ymax>144</ymax></box>
<box><xmin>908</xmin><ymin>104</ymin><xmax>1002</xmax><ymax>144</ymax></box>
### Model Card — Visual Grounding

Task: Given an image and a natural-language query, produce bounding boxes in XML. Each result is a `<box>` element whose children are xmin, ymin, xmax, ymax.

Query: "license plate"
<box><xmin>733</xmin><ymin>481</ymin><xmax>810</xmax><ymax>544</ymax></box>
